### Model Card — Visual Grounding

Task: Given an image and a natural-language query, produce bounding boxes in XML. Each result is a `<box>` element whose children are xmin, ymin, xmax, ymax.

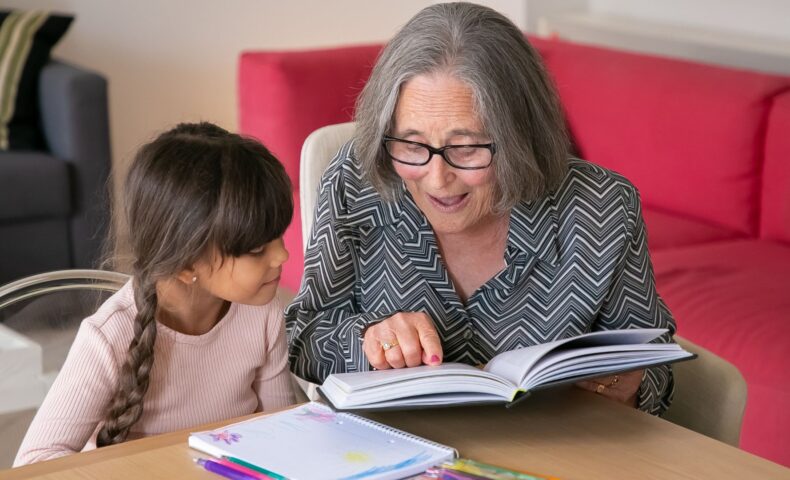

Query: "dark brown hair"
<box><xmin>95</xmin><ymin>122</ymin><xmax>292</xmax><ymax>447</ymax></box>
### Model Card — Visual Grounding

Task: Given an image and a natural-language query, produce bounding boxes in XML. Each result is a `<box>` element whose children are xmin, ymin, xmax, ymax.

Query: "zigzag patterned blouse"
<box><xmin>285</xmin><ymin>141</ymin><xmax>676</xmax><ymax>415</ymax></box>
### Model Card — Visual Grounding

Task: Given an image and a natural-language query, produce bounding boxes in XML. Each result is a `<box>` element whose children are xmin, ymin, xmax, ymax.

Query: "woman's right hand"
<box><xmin>363</xmin><ymin>312</ymin><xmax>443</xmax><ymax>370</ymax></box>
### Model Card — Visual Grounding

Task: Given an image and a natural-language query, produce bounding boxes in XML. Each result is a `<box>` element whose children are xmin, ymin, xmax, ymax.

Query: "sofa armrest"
<box><xmin>38</xmin><ymin>60</ymin><xmax>111</xmax><ymax>268</ymax></box>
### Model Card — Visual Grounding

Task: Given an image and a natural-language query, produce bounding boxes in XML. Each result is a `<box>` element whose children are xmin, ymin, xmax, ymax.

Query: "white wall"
<box><xmin>530</xmin><ymin>0</ymin><xmax>790</xmax><ymax>75</ymax></box>
<box><xmin>588</xmin><ymin>0</ymin><xmax>790</xmax><ymax>42</ymax></box>
<box><xmin>2</xmin><ymin>0</ymin><xmax>527</xmax><ymax>179</ymax></box>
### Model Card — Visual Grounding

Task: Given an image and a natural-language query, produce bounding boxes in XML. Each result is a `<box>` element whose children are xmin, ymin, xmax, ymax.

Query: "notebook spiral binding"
<box><xmin>315</xmin><ymin>403</ymin><xmax>459</xmax><ymax>458</ymax></box>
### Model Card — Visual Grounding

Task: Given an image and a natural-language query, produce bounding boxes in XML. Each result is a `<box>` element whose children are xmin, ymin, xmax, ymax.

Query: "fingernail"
<box><xmin>431</xmin><ymin>355</ymin><xmax>440</xmax><ymax>364</ymax></box>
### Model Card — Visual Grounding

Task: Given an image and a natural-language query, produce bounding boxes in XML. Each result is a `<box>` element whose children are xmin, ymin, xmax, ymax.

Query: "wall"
<box><xmin>2</xmin><ymin>0</ymin><xmax>527</xmax><ymax>181</ymax></box>
<box><xmin>588</xmin><ymin>0</ymin><xmax>790</xmax><ymax>41</ymax></box>
<box><xmin>531</xmin><ymin>0</ymin><xmax>790</xmax><ymax>75</ymax></box>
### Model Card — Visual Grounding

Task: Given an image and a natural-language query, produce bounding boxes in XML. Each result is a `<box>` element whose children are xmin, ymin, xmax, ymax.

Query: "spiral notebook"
<box><xmin>188</xmin><ymin>402</ymin><xmax>457</xmax><ymax>480</ymax></box>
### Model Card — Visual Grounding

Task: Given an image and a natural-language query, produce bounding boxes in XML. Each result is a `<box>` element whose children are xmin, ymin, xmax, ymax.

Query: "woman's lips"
<box><xmin>427</xmin><ymin>193</ymin><xmax>469</xmax><ymax>213</ymax></box>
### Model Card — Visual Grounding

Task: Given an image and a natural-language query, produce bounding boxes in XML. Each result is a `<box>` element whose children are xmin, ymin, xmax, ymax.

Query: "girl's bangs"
<box><xmin>210</xmin><ymin>144</ymin><xmax>293</xmax><ymax>257</ymax></box>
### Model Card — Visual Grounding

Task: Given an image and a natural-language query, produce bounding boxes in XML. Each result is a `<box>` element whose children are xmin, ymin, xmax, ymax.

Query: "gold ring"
<box><xmin>595</xmin><ymin>375</ymin><xmax>619</xmax><ymax>394</ymax></box>
<box><xmin>595</xmin><ymin>384</ymin><xmax>606</xmax><ymax>394</ymax></box>
<box><xmin>381</xmin><ymin>340</ymin><xmax>399</xmax><ymax>351</ymax></box>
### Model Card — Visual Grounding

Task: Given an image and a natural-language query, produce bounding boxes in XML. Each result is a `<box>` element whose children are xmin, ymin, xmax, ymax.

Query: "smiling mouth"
<box><xmin>428</xmin><ymin>193</ymin><xmax>468</xmax><ymax>210</ymax></box>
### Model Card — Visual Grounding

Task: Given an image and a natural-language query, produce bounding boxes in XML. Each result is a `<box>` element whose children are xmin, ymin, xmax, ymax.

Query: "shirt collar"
<box><xmin>345</xmin><ymin>175</ymin><xmax>560</xmax><ymax>268</ymax></box>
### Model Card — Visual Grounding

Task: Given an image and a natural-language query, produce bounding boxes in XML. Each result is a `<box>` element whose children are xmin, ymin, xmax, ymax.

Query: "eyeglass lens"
<box><xmin>384</xmin><ymin>140</ymin><xmax>492</xmax><ymax>169</ymax></box>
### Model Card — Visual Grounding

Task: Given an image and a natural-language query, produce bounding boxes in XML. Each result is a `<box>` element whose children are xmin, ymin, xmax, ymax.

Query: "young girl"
<box><xmin>14</xmin><ymin>122</ymin><xmax>296</xmax><ymax>466</ymax></box>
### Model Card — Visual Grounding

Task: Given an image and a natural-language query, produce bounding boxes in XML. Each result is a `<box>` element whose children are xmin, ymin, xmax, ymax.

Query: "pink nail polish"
<box><xmin>431</xmin><ymin>355</ymin><xmax>440</xmax><ymax>364</ymax></box>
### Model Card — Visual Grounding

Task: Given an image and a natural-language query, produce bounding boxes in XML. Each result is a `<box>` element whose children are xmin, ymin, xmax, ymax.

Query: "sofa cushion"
<box><xmin>239</xmin><ymin>44</ymin><xmax>381</xmax><ymax>186</ymax></box>
<box><xmin>533</xmin><ymin>37</ymin><xmax>790</xmax><ymax>237</ymax></box>
<box><xmin>652</xmin><ymin>239</ymin><xmax>790</xmax><ymax>464</ymax></box>
<box><xmin>761</xmin><ymin>90</ymin><xmax>790</xmax><ymax>244</ymax></box>
<box><xmin>642</xmin><ymin>207</ymin><xmax>744</xmax><ymax>251</ymax></box>
<box><xmin>0</xmin><ymin>10</ymin><xmax>72</xmax><ymax>150</ymax></box>
<box><xmin>0</xmin><ymin>152</ymin><xmax>70</xmax><ymax>221</ymax></box>
<box><xmin>0</xmin><ymin>219</ymin><xmax>71</xmax><ymax>284</ymax></box>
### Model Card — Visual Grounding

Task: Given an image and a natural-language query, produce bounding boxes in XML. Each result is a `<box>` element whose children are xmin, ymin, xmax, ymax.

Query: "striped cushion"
<box><xmin>0</xmin><ymin>10</ymin><xmax>72</xmax><ymax>151</ymax></box>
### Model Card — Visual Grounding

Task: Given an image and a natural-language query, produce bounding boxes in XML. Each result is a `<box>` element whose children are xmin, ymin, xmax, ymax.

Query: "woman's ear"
<box><xmin>175</xmin><ymin>268</ymin><xmax>198</xmax><ymax>285</ymax></box>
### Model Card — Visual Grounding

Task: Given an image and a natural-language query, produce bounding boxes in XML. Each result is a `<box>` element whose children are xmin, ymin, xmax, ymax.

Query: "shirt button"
<box><xmin>463</xmin><ymin>329</ymin><xmax>473</xmax><ymax>340</ymax></box>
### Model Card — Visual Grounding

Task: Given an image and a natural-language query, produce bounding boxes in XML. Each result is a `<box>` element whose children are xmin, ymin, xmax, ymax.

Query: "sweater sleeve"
<box><xmin>595</xmin><ymin>184</ymin><xmax>676</xmax><ymax>416</ymax></box>
<box><xmin>253</xmin><ymin>298</ymin><xmax>296</xmax><ymax>411</ymax></box>
<box><xmin>14</xmin><ymin>321</ymin><xmax>118</xmax><ymax>466</ymax></box>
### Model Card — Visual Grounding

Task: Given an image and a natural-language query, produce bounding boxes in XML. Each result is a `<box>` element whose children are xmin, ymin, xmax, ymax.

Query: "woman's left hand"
<box><xmin>575</xmin><ymin>369</ymin><xmax>644</xmax><ymax>407</ymax></box>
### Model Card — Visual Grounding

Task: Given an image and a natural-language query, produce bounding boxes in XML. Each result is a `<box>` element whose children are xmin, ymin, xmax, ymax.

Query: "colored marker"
<box><xmin>223</xmin><ymin>456</ymin><xmax>287</xmax><ymax>480</ymax></box>
<box><xmin>194</xmin><ymin>458</ymin><xmax>258</xmax><ymax>480</ymax></box>
<box><xmin>215</xmin><ymin>458</ymin><xmax>274</xmax><ymax>480</ymax></box>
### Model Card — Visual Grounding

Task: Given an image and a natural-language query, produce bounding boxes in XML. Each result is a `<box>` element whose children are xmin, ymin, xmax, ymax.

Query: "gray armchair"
<box><xmin>0</xmin><ymin>60</ymin><xmax>111</xmax><ymax>285</ymax></box>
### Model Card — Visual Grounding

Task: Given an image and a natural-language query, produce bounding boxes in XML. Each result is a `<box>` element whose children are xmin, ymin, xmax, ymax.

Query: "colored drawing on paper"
<box><xmin>343</xmin><ymin>451</ymin><xmax>371</xmax><ymax>463</ymax></box>
<box><xmin>209</xmin><ymin>430</ymin><xmax>242</xmax><ymax>445</ymax></box>
<box><xmin>294</xmin><ymin>404</ymin><xmax>336</xmax><ymax>423</ymax></box>
<box><xmin>338</xmin><ymin>451</ymin><xmax>431</xmax><ymax>479</ymax></box>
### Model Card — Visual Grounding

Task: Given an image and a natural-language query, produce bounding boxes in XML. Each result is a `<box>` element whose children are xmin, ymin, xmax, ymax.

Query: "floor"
<box><xmin>0</xmin><ymin>409</ymin><xmax>35</xmax><ymax>468</ymax></box>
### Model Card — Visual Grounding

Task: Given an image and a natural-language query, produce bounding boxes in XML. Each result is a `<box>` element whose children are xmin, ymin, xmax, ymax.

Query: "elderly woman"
<box><xmin>286</xmin><ymin>2</ymin><xmax>675</xmax><ymax>415</ymax></box>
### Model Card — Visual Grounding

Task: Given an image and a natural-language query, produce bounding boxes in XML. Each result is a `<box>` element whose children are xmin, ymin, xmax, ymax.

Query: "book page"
<box><xmin>523</xmin><ymin>344</ymin><xmax>680</xmax><ymax>384</ymax></box>
<box><xmin>484</xmin><ymin>329</ymin><xmax>668</xmax><ymax>385</ymax></box>
<box><xmin>322</xmin><ymin>363</ymin><xmax>516</xmax><ymax>409</ymax></box>
<box><xmin>329</xmin><ymin>363</ymin><xmax>504</xmax><ymax>390</ymax></box>
<box><xmin>189</xmin><ymin>403</ymin><xmax>455</xmax><ymax>480</ymax></box>
<box><xmin>525</xmin><ymin>350</ymin><xmax>685</xmax><ymax>388</ymax></box>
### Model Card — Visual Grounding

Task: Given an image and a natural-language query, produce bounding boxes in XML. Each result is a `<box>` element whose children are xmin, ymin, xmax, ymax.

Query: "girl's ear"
<box><xmin>175</xmin><ymin>268</ymin><xmax>198</xmax><ymax>285</ymax></box>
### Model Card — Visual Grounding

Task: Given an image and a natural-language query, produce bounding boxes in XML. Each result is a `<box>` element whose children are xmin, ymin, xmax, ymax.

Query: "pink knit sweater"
<box><xmin>14</xmin><ymin>281</ymin><xmax>296</xmax><ymax>466</ymax></box>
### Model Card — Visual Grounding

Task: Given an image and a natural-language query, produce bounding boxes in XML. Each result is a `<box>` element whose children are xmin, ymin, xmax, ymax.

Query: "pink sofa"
<box><xmin>239</xmin><ymin>37</ymin><xmax>790</xmax><ymax>466</ymax></box>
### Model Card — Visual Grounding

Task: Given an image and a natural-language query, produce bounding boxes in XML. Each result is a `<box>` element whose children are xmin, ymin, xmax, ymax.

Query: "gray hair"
<box><xmin>354</xmin><ymin>2</ymin><xmax>569</xmax><ymax>212</ymax></box>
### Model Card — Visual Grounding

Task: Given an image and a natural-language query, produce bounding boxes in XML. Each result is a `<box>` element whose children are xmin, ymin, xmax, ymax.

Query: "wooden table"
<box><xmin>2</xmin><ymin>387</ymin><xmax>788</xmax><ymax>480</ymax></box>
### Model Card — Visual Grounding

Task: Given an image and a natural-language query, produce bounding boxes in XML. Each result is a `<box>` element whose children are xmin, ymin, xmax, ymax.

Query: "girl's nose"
<box><xmin>271</xmin><ymin>238</ymin><xmax>289</xmax><ymax>266</ymax></box>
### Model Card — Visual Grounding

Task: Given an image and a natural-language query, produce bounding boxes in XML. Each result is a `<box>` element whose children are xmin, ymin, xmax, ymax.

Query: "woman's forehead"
<box><xmin>394</xmin><ymin>73</ymin><xmax>484</xmax><ymax>136</ymax></box>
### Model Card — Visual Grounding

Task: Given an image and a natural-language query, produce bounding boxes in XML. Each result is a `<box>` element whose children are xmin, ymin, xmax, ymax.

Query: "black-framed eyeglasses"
<box><xmin>382</xmin><ymin>135</ymin><xmax>496</xmax><ymax>170</ymax></box>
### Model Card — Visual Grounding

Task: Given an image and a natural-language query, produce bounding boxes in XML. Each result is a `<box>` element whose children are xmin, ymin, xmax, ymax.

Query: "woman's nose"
<box><xmin>425</xmin><ymin>152</ymin><xmax>455</xmax><ymax>188</ymax></box>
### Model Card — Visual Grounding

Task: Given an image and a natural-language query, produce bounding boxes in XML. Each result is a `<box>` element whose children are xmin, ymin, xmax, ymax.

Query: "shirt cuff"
<box><xmin>636</xmin><ymin>365</ymin><xmax>675</xmax><ymax>416</ymax></box>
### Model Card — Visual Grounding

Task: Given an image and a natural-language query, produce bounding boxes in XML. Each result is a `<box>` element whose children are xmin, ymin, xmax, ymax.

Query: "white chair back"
<box><xmin>299</xmin><ymin>122</ymin><xmax>356</xmax><ymax>250</ymax></box>
<box><xmin>295</xmin><ymin>122</ymin><xmax>357</xmax><ymax>400</ymax></box>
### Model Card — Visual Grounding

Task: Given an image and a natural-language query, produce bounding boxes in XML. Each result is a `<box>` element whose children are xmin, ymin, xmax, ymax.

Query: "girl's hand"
<box><xmin>575</xmin><ymin>369</ymin><xmax>644</xmax><ymax>407</ymax></box>
<box><xmin>363</xmin><ymin>312</ymin><xmax>443</xmax><ymax>370</ymax></box>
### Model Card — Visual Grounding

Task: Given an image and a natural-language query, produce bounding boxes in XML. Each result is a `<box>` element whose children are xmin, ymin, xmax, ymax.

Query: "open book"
<box><xmin>319</xmin><ymin>328</ymin><xmax>695</xmax><ymax>411</ymax></box>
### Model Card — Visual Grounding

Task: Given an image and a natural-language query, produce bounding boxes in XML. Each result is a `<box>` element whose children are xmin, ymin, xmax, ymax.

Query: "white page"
<box><xmin>323</xmin><ymin>376</ymin><xmax>514</xmax><ymax>408</ymax></box>
<box><xmin>328</xmin><ymin>364</ymin><xmax>514</xmax><ymax>392</ymax></box>
<box><xmin>342</xmin><ymin>392</ymin><xmax>507</xmax><ymax>409</ymax></box>
<box><xmin>520</xmin><ymin>343</ymin><xmax>682</xmax><ymax>386</ymax></box>
<box><xmin>327</xmin><ymin>363</ymin><xmax>496</xmax><ymax>389</ymax></box>
<box><xmin>189</xmin><ymin>403</ymin><xmax>455</xmax><ymax>480</ymax></box>
<box><xmin>484</xmin><ymin>328</ymin><xmax>668</xmax><ymax>386</ymax></box>
<box><xmin>322</xmin><ymin>364</ymin><xmax>515</xmax><ymax>408</ymax></box>
<box><xmin>525</xmin><ymin>351</ymin><xmax>691</xmax><ymax>389</ymax></box>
